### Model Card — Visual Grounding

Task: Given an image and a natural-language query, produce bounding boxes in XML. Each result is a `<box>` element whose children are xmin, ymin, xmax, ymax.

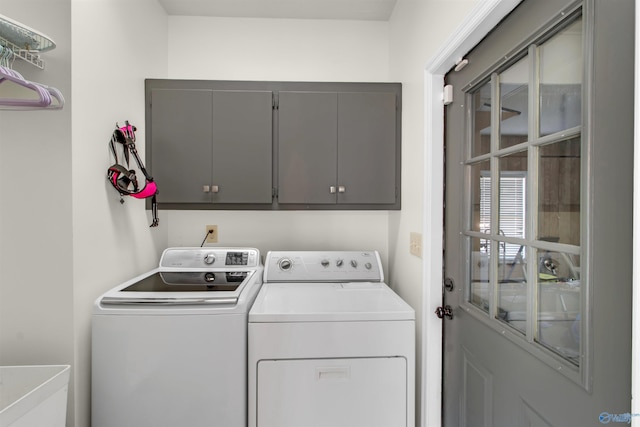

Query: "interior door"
<box><xmin>442</xmin><ymin>1</ymin><xmax>634</xmax><ymax>426</ymax></box>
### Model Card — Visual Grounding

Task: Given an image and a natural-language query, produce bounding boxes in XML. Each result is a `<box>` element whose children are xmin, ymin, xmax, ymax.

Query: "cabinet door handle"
<box><xmin>338</xmin><ymin>186</ymin><xmax>346</xmax><ymax>193</ymax></box>
<box><xmin>330</xmin><ymin>186</ymin><xmax>336</xmax><ymax>194</ymax></box>
<box><xmin>211</xmin><ymin>185</ymin><xmax>219</xmax><ymax>193</ymax></box>
<box><xmin>203</xmin><ymin>185</ymin><xmax>210</xmax><ymax>193</ymax></box>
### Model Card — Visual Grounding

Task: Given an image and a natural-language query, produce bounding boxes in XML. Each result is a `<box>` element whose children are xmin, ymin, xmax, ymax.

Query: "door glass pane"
<box><xmin>537</xmin><ymin>249</ymin><xmax>581</xmax><ymax>365</ymax></box>
<box><xmin>497</xmin><ymin>151</ymin><xmax>528</xmax><ymax>333</ymax></box>
<box><xmin>499</xmin><ymin>152</ymin><xmax>527</xmax><ymax>242</ymax></box>
<box><xmin>471</xmin><ymin>160</ymin><xmax>491</xmax><ymax>233</ymax></box>
<box><xmin>500</xmin><ymin>57</ymin><xmax>529</xmax><ymax>149</ymax></box>
<box><xmin>470</xmin><ymin>236</ymin><xmax>490</xmax><ymax>313</ymax></box>
<box><xmin>538</xmin><ymin>137</ymin><xmax>581</xmax><ymax>245</ymax></box>
<box><xmin>462</xmin><ymin>12</ymin><xmax>586</xmax><ymax>372</ymax></box>
<box><xmin>539</xmin><ymin>19</ymin><xmax>583</xmax><ymax>137</ymax></box>
<box><xmin>472</xmin><ymin>81</ymin><xmax>492</xmax><ymax>157</ymax></box>
<box><xmin>497</xmin><ymin>238</ymin><xmax>527</xmax><ymax>334</ymax></box>
<box><xmin>458</xmin><ymin>10</ymin><xmax>588</xmax><ymax>384</ymax></box>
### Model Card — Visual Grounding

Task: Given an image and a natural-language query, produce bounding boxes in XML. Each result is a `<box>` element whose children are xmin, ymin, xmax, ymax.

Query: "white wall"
<box><xmin>387</xmin><ymin>0</ymin><xmax>479</xmax><ymax>424</ymax></box>
<box><xmin>0</xmin><ymin>0</ymin><xmax>73</xmax><ymax>422</ymax></box>
<box><xmin>165</xmin><ymin>17</ymin><xmax>393</xmax><ymax>264</ymax></box>
<box><xmin>168</xmin><ymin>16</ymin><xmax>389</xmax><ymax>82</ymax></box>
<box><xmin>72</xmin><ymin>1</ymin><xmax>168</xmax><ymax>425</ymax></box>
<box><xmin>167</xmin><ymin>210</ymin><xmax>391</xmax><ymax>269</ymax></box>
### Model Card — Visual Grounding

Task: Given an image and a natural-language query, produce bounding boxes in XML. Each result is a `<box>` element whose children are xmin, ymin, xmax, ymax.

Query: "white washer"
<box><xmin>92</xmin><ymin>247</ymin><xmax>262</xmax><ymax>427</ymax></box>
<box><xmin>248</xmin><ymin>251</ymin><xmax>415</xmax><ymax>427</ymax></box>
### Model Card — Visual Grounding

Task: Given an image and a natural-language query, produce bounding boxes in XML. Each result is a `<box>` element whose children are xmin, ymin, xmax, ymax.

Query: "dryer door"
<box><xmin>257</xmin><ymin>357</ymin><xmax>407</xmax><ymax>427</ymax></box>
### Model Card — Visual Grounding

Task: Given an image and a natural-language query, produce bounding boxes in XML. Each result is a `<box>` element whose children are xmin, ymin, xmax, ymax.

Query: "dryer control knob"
<box><xmin>336</xmin><ymin>259</ymin><xmax>344</xmax><ymax>267</ymax></box>
<box><xmin>350</xmin><ymin>260</ymin><xmax>358</xmax><ymax>268</ymax></box>
<box><xmin>278</xmin><ymin>258</ymin><xmax>293</xmax><ymax>271</ymax></box>
<box><xmin>203</xmin><ymin>253</ymin><xmax>216</xmax><ymax>265</ymax></box>
<box><xmin>365</xmin><ymin>262</ymin><xmax>372</xmax><ymax>270</ymax></box>
<box><xmin>321</xmin><ymin>259</ymin><xmax>330</xmax><ymax>268</ymax></box>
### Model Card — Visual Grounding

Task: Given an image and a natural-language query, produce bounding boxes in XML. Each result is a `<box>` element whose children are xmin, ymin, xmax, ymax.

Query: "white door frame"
<box><xmin>633</xmin><ymin>0</ymin><xmax>640</xmax><ymax>424</ymax></box>
<box><xmin>420</xmin><ymin>0</ymin><xmax>636</xmax><ymax>425</ymax></box>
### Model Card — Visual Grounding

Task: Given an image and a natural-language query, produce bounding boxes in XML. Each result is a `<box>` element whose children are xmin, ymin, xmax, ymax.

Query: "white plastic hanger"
<box><xmin>0</xmin><ymin>64</ymin><xmax>64</xmax><ymax>110</ymax></box>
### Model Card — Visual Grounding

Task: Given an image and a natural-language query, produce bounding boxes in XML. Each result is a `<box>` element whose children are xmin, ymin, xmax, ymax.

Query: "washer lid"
<box><xmin>98</xmin><ymin>269</ymin><xmax>258</xmax><ymax>306</ymax></box>
<box><xmin>249</xmin><ymin>282</ymin><xmax>415</xmax><ymax>322</ymax></box>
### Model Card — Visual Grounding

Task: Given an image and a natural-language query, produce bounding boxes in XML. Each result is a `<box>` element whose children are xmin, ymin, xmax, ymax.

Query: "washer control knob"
<box><xmin>365</xmin><ymin>262</ymin><xmax>372</xmax><ymax>270</ymax></box>
<box><xmin>204</xmin><ymin>272</ymin><xmax>216</xmax><ymax>282</ymax></box>
<box><xmin>336</xmin><ymin>259</ymin><xmax>344</xmax><ymax>267</ymax></box>
<box><xmin>321</xmin><ymin>259</ymin><xmax>330</xmax><ymax>268</ymax></box>
<box><xmin>278</xmin><ymin>258</ymin><xmax>293</xmax><ymax>271</ymax></box>
<box><xmin>350</xmin><ymin>259</ymin><xmax>358</xmax><ymax>268</ymax></box>
<box><xmin>204</xmin><ymin>253</ymin><xmax>216</xmax><ymax>265</ymax></box>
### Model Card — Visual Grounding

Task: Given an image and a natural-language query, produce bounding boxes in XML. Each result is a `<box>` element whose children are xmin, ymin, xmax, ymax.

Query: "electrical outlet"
<box><xmin>410</xmin><ymin>232</ymin><xmax>422</xmax><ymax>258</ymax></box>
<box><xmin>205</xmin><ymin>225</ymin><xmax>218</xmax><ymax>243</ymax></box>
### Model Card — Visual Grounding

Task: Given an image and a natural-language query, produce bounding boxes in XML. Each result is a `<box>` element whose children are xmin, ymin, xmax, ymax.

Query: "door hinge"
<box><xmin>435</xmin><ymin>305</ymin><xmax>453</xmax><ymax>319</ymax></box>
<box><xmin>272</xmin><ymin>94</ymin><xmax>279</xmax><ymax>110</ymax></box>
<box><xmin>272</xmin><ymin>187</ymin><xmax>278</xmax><ymax>199</ymax></box>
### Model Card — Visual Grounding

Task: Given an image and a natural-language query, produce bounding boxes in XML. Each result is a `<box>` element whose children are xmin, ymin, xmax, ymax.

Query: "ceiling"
<box><xmin>157</xmin><ymin>0</ymin><xmax>398</xmax><ymax>21</ymax></box>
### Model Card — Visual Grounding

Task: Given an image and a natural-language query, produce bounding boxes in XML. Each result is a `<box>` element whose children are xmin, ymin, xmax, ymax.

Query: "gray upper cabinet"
<box><xmin>150</xmin><ymin>88</ymin><xmax>214</xmax><ymax>204</ymax></box>
<box><xmin>148</xmin><ymin>84</ymin><xmax>273</xmax><ymax>206</ymax></box>
<box><xmin>278</xmin><ymin>91</ymin><xmax>338</xmax><ymax>204</ymax></box>
<box><xmin>210</xmin><ymin>90</ymin><xmax>273</xmax><ymax>203</ymax></box>
<box><xmin>279</xmin><ymin>90</ymin><xmax>398</xmax><ymax>206</ymax></box>
<box><xmin>145</xmin><ymin>80</ymin><xmax>401</xmax><ymax>210</ymax></box>
<box><xmin>337</xmin><ymin>91</ymin><xmax>397</xmax><ymax>205</ymax></box>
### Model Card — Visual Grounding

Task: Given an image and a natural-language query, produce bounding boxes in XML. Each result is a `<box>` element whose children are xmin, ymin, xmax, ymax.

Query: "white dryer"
<box><xmin>92</xmin><ymin>247</ymin><xmax>262</xmax><ymax>427</ymax></box>
<box><xmin>248</xmin><ymin>251</ymin><xmax>415</xmax><ymax>427</ymax></box>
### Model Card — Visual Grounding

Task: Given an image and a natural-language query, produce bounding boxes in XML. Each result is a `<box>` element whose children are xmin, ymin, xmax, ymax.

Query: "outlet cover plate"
<box><xmin>206</xmin><ymin>225</ymin><xmax>218</xmax><ymax>243</ymax></box>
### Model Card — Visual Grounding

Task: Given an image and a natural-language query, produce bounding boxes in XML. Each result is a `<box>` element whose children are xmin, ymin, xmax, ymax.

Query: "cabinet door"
<box><xmin>150</xmin><ymin>89</ymin><xmax>213</xmax><ymax>203</ymax></box>
<box><xmin>337</xmin><ymin>92</ymin><xmax>397</xmax><ymax>204</ymax></box>
<box><xmin>278</xmin><ymin>91</ymin><xmax>338</xmax><ymax>204</ymax></box>
<box><xmin>211</xmin><ymin>91</ymin><xmax>273</xmax><ymax>203</ymax></box>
